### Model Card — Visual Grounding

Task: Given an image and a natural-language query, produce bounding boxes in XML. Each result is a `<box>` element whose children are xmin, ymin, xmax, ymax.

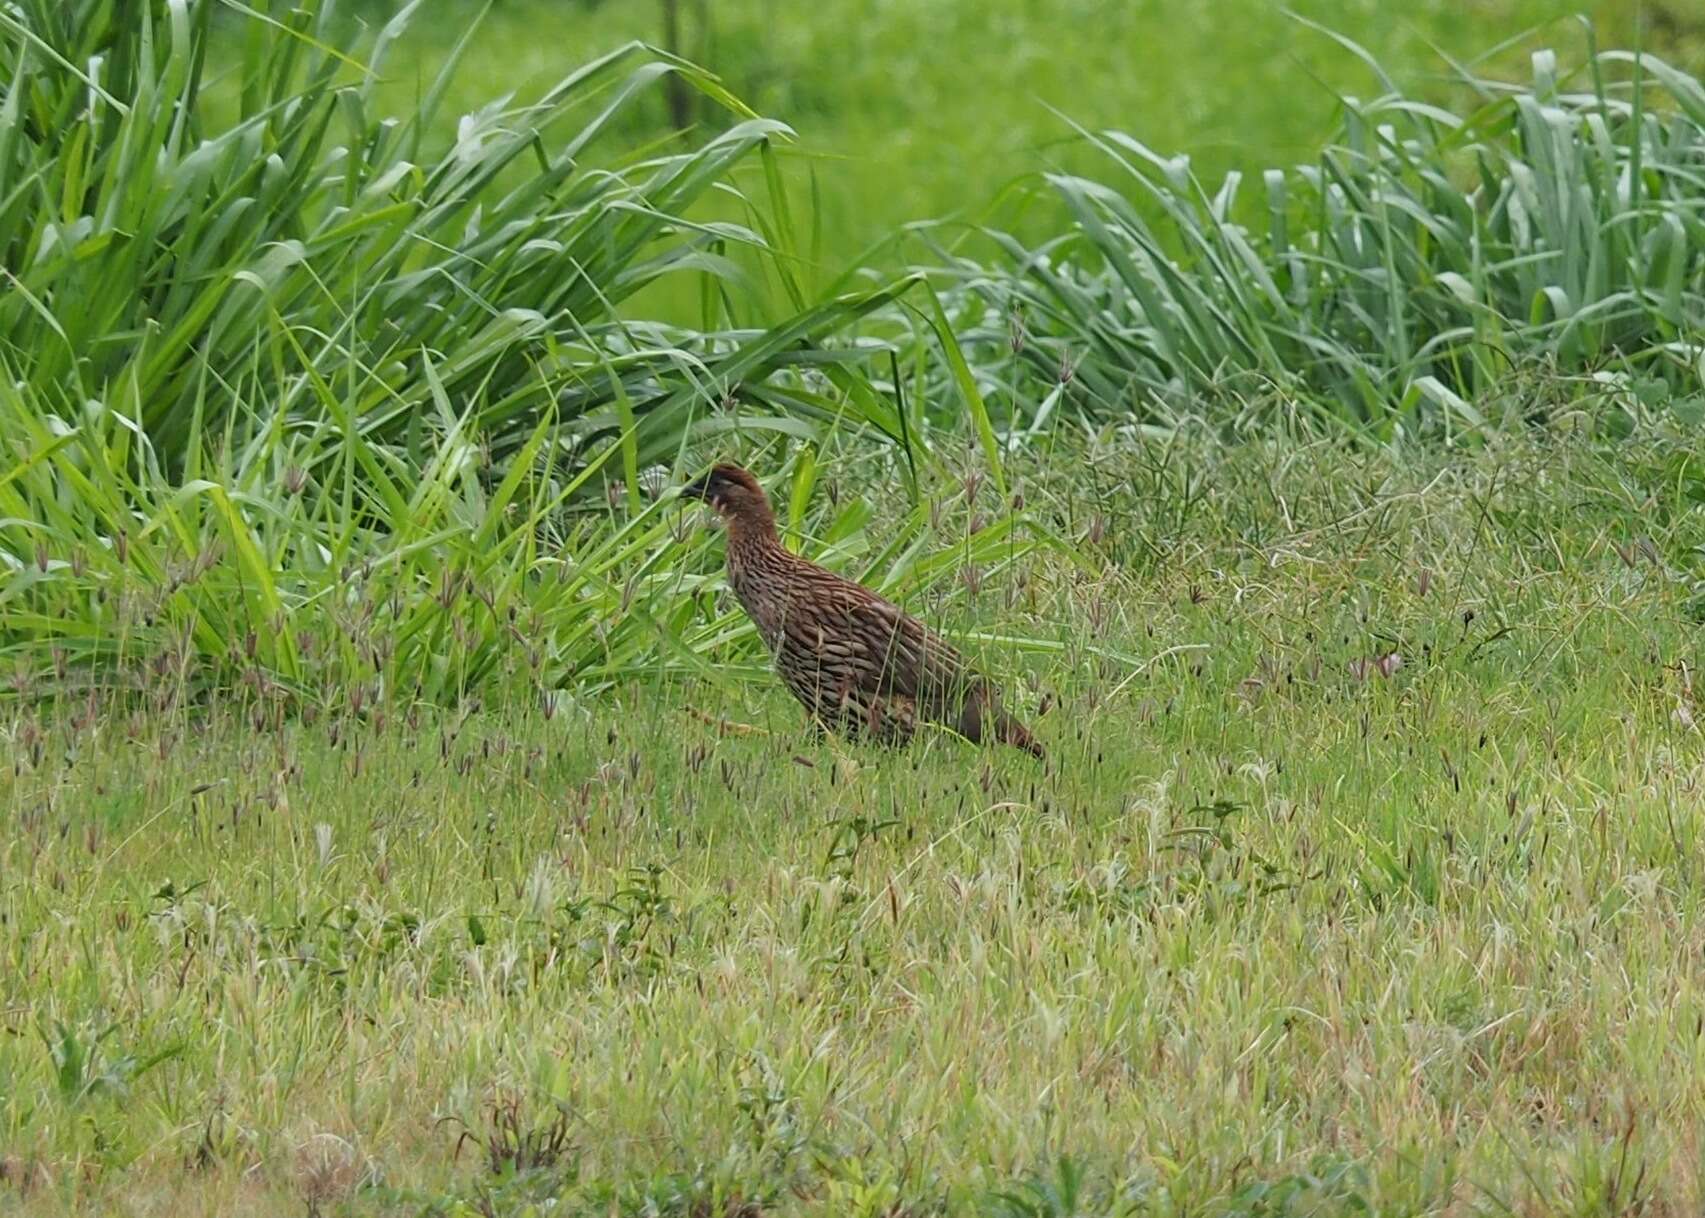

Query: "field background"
<box><xmin>385</xmin><ymin>0</ymin><xmax>1681</xmax><ymax>268</ymax></box>
<box><xmin>7</xmin><ymin>0</ymin><xmax>1705</xmax><ymax>1214</ymax></box>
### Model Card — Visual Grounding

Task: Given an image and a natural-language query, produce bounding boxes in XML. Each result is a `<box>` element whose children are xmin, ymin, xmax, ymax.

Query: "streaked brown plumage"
<box><xmin>682</xmin><ymin>464</ymin><xmax>1043</xmax><ymax>759</ymax></box>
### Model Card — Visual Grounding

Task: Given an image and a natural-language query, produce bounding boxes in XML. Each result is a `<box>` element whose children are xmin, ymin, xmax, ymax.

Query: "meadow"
<box><xmin>11</xmin><ymin>426</ymin><xmax>1705</xmax><ymax>1215</ymax></box>
<box><xmin>6</xmin><ymin>0</ymin><xmax>1705</xmax><ymax>1214</ymax></box>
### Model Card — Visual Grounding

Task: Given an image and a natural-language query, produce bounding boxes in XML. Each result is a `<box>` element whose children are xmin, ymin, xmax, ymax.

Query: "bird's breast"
<box><xmin>727</xmin><ymin>548</ymin><xmax>793</xmax><ymax>654</ymax></box>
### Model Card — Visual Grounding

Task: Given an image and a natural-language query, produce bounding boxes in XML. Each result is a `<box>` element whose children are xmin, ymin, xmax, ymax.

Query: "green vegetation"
<box><xmin>938</xmin><ymin>40</ymin><xmax>1705</xmax><ymax>429</ymax></box>
<box><xmin>0</xmin><ymin>0</ymin><xmax>991</xmax><ymax>702</ymax></box>
<box><xmin>397</xmin><ymin>0</ymin><xmax>1685</xmax><ymax>267</ymax></box>
<box><xmin>7</xmin><ymin>0</ymin><xmax>1705</xmax><ymax>1213</ymax></box>
<box><xmin>9</xmin><ymin>426</ymin><xmax>1705</xmax><ymax>1214</ymax></box>
<box><xmin>8</xmin><ymin>0</ymin><xmax>1705</xmax><ymax>699</ymax></box>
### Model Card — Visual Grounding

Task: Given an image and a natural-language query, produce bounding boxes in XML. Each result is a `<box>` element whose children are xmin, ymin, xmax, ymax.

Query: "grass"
<box><xmin>927</xmin><ymin>29</ymin><xmax>1705</xmax><ymax>430</ymax></box>
<box><xmin>7</xmin><ymin>420</ymin><xmax>1705</xmax><ymax>1214</ymax></box>
<box><xmin>10</xmin><ymin>1</ymin><xmax>1705</xmax><ymax>709</ymax></box>
<box><xmin>387</xmin><ymin>0</ymin><xmax>1694</xmax><ymax>270</ymax></box>
<box><xmin>11</xmin><ymin>3</ymin><xmax>1705</xmax><ymax>1213</ymax></box>
<box><xmin>0</xmin><ymin>0</ymin><xmax>1013</xmax><ymax>703</ymax></box>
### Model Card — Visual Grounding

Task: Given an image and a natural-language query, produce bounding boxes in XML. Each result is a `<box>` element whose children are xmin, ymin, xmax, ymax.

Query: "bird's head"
<box><xmin>679</xmin><ymin>463</ymin><xmax>772</xmax><ymax>524</ymax></box>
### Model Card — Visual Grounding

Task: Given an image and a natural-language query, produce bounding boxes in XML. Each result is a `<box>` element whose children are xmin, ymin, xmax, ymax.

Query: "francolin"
<box><xmin>682</xmin><ymin>464</ymin><xmax>1043</xmax><ymax>758</ymax></box>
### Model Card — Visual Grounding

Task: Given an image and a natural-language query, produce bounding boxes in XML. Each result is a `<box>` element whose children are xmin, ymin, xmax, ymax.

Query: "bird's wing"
<box><xmin>781</xmin><ymin>572</ymin><xmax>969</xmax><ymax>701</ymax></box>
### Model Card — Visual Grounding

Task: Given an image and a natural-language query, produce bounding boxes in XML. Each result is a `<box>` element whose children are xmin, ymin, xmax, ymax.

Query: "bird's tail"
<box><xmin>994</xmin><ymin>709</ymin><xmax>1045</xmax><ymax>760</ymax></box>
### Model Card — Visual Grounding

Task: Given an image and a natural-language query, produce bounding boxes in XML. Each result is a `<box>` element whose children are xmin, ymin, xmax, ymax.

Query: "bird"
<box><xmin>680</xmin><ymin>463</ymin><xmax>1043</xmax><ymax>759</ymax></box>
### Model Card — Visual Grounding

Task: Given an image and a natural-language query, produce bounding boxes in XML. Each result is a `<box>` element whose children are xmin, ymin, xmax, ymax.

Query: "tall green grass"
<box><xmin>10</xmin><ymin>3</ymin><xmax>1705</xmax><ymax>713</ymax></box>
<box><xmin>0</xmin><ymin>0</ymin><xmax>1020</xmax><ymax>707</ymax></box>
<box><xmin>0</xmin><ymin>0</ymin><xmax>935</xmax><ymax>464</ymax></box>
<box><xmin>930</xmin><ymin>27</ymin><xmax>1705</xmax><ymax>437</ymax></box>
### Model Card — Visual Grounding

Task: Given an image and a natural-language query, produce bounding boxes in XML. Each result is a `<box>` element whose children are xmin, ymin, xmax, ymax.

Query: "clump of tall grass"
<box><xmin>932</xmin><ymin>23</ymin><xmax>1705</xmax><ymax>437</ymax></box>
<box><xmin>0</xmin><ymin>0</ymin><xmax>1017</xmax><ymax>707</ymax></box>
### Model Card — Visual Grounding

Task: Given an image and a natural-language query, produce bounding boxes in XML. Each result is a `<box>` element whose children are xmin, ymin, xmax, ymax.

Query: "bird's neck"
<box><xmin>726</xmin><ymin>507</ymin><xmax>780</xmax><ymax>553</ymax></box>
<box><xmin>723</xmin><ymin>508</ymin><xmax>791</xmax><ymax>644</ymax></box>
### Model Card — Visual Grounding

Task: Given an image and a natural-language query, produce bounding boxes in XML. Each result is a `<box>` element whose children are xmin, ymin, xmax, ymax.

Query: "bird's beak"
<box><xmin>679</xmin><ymin>474</ymin><xmax>712</xmax><ymax>502</ymax></box>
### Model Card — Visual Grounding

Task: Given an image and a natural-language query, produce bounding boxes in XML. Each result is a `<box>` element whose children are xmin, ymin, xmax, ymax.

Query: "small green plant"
<box><xmin>40</xmin><ymin>1020</ymin><xmax>181</xmax><ymax>1106</ymax></box>
<box><xmin>988</xmin><ymin>1156</ymin><xmax>1091</xmax><ymax>1218</ymax></box>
